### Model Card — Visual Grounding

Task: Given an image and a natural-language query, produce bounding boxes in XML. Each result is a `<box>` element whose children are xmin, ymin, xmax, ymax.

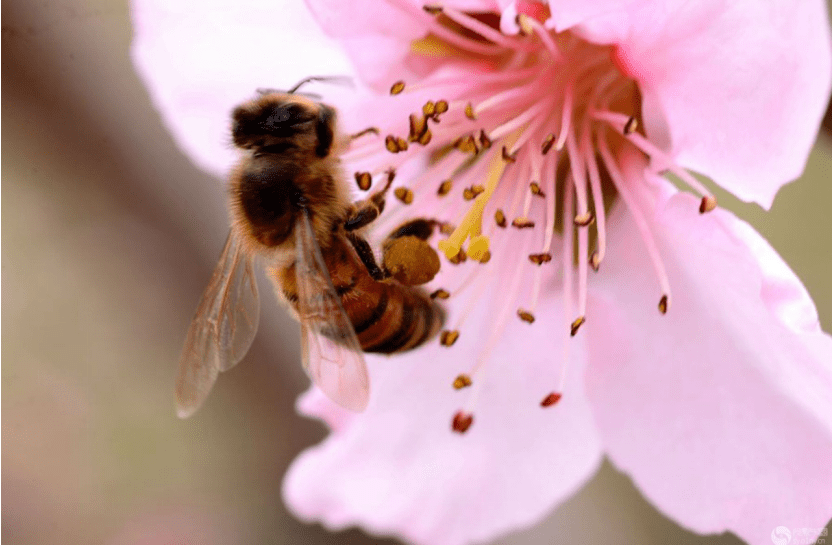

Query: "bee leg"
<box><xmin>345</xmin><ymin>232</ymin><xmax>388</xmax><ymax>281</ymax></box>
<box><xmin>349</xmin><ymin>127</ymin><xmax>380</xmax><ymax>141</ymax></box>
<box><xmin>381</xmin><ymin>218</ymin><xmax>442</xmax><ymax>286</ymax></box>
<box><xmin>343</xmin><ymin>169</ymin><xmax>396</xmax><ymax>232</ymax></box>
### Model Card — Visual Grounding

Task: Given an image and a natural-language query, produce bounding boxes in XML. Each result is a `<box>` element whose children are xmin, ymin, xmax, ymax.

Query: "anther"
<box><xmin>589</xmin><ymin>251</ymin><xmax>601</xmax><ymax>272</ymax></box>
<box><xmin>515</xmin><ymin>13</ymin><xmax>533</xmax><ymax>35</ymax></box>
<box><xmin>434</xmin><ymin>99</ymin><xmax>449</xmax><ymax>116</ymax></box>
<box><xmin>437</xmin><ymin>179</ymin><xmax>453</xmax><ymax>196</ymax></box>
<box><xmin>440</xmin><ymin>330</ymin><xmax>460</xmax><ymax>346</ymax></box>
<box><xmin>390</xmin><ymin>81</ymin><xmax>406</xmax><ymax>95</ymax></box>
<box><xmin>541</xmin><ymin>133</ymin><xmax>556</xmax><ymax>155</ymax></box>
<box><xmin>494</xmin><ymin>209</ymin><xmax>507</xmax><ymax>228</ymax></box>
<box><xmin>385</xmin><ymin>135</ymin><xmax>408</xmax><ymax>153</ymax></box>
<box><xmin>394</xmin><ymin>187</ymin><xmax>414</xmax><ymax>204</ymax></box>
<box><xmin>512</xmin><ymin>217</ymin><xmax>535</xmax><ymax>229</ymax></box>
<box><xmin>699</xmin><ymin>195</ymin><xmax>717</xmax><ymax>214</ymax></box>
<box><xmin>465</xmin><ymin>102</ymin><xmax>477</xmax><ymax>120</ymax></box>
<box><xmin>573</xmin><ymin>211</ymin><xmax>595</xmax><ymax>227</ymax></box>
<box><xmin>478</xmin><ymin>250</ymin><xmax>491</xmax><ymax>263</ymax></box>
<box><xmin>408</xmin><ymin>114</ymin><xmax>428</xmax><ymax>142</ymax></box>
<box><xmin>658</xmin><ymin>294</ymin><xmax>669</xmax><ymax>315</ymax></box>
<box><xmin>430</xmin><ymin>288</ymin><xmax>450</xmax><ymax>300</ymax></box>
<box><xmin>454</xmin><ymin>134</ymin><xmax>479</xmax><ymax>154</ymax></box>
<box><xmin>570</xmin><ymin>316</ymin><xmax>585</xmax><ymax>336</ymax></box>
<box><xmin>540</xmin><ymin>392</ymin><xmax>562</xmax><ymax>407</ymax></box>
<box><xmin>452</xmin><ymin>411</ymin><xmax>474</xmax><ymax>433</ymax></box>
<box><xmin>423</xmin><ymin>4</ymin><xmax>443</xmax><ymax>15</ymax></box>
<box><xmin>528</xmin><ymin>253</ymin><xmax>552</xmax><ymax>265</ymax></box>
<box><xmin>502</xmin><ymin>145</ymin><xmax>517</xmax><ymax>163</ymax></box>
<box><xmin>453</xmin><ymin>374</ymin><xmax>473</xmax><ymax>390</ymax></box>
<box><xmin>479</xmin><ymin>130</ymin><xmax>492</xmax><ymax>149</ymax></box>
<box><xmin>624</xmin><ymin>116</ymin><xmax>639</xmax><ymax>134</ymax></box>
<box><xmin>529</xmin><ymin>182</ymin><xmax>545</xmax><ymax>198</ymax></box>
<box><xmin>517</xmin><ymin>310</ymin><xmax>535</xmax><ymax>323</ymax></box>
<box><xmin>422</xmin><ymin>100</ymin><xmax>436</xmax><ymax>117</ymax></box>
<box><xmin>448</xmin><ymin>248</ymin><xmax>468</xmax><ymax>264</ymax></box>
<box><xmin>418</xmin><ymin>129</ymin><xmax>433</xmax><ymax>146</ymax></box>
<box><xmin>462</xmin><ymin>185</ymin><xmax>485</xmax><ymax>201</ymax></box>
<box><xmin>354</xmin><ymin>171</ymin><xmax>372</xmax><ymax>191</ymax></box>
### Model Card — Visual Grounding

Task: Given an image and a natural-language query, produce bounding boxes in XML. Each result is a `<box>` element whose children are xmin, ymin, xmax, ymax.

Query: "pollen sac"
<box><xmin>699</xmin><ymin>195</ymin><xmax>717</xmax><ymax>214</ymax></box>
<box><xmin>440</xmin><ymin>330</ymin><xmax>460</xmax><ymax>346</ymax></box>
<box><xmin>495</xmin><ymin>209</ymin><xmax>507</xmax><ymax>228</ymax></box>
<box><xmin>528</xmin><ymin>253</ymin><xmax>552</xmax><ymax>265</ymax></box>
<box><xmin>512</xmin><ymin>217</ymin><xmax>535</xmax><ymax>229</ymax></box>
<box><xmin>541</xmin><ymin>133</ymin><xmax>556</xmax><ymax>155</ymax></box>
<box><xmin>447</xmin><ymin>247</ymin><xmax>467</xmax><ymax>264</ymax></box>
<box><xmin>624</xmin><ymin>116</ymin><xmax>639</xmax><ymax>134</ymax></box>
<box><xmin>478</xmin><ymin>250</ymin><xmax>491</xmax><ymax>264</ymax></box>
<box><xmin>541</xmin><ymin>392</ymin><xmax>562</xmax><ymax>407</ymax></box>
<box><xmin>454</xmin><ymin>134</ymin><xmax>479</xmax><ymax>154</ymax></box>
<box><xmin>453</xmin><ymin>374</ymin><xmax>473</xmax><ymax>390</ymax></box>
<box><xmin>408</xmin><ymin>114</ymin><xmax>428</xmax><ymax>142</ymax></box>
<box><xmin>517</xmin><ymin>310</ymin><xmax>535</xmax><ymax>323</ymax></box>
<box><xmin>430</xmin><ymin>288</ymin><xmax>450</xmax><ymax>300</ymax></box>
<box><xmin>354</xmin><ymin>171</ymin><xmax>372</xmax><ymax>191</ymax></box>
<box><xmin>452</xmin><ymin>411</ymin><xmax>474</xmax><ymax>433</ymax></box>
<box><xmin>501</xmin><ymin>146</ymin><xmax>518</xmax><ymax>163</ymax></box>
<box><xmin>479</xmin><ymin>130</ymin><xmax>492</xmax><ymax>149</ymax></box>
<box><xmin>529</xmin><ymin>182</ymin><xmax>545</xmax><ymax>197</ymax></box>
<box><xmin>573</xmin><ymin>211</ymin><xmax>595</xmax><ymax>227</ymax></box>
<box><xmin>383</xmin><ymin>236</ymin><xmax>440</xmax><ymax>286</ymax></box>
<box><xmin>437</xmin><ymin>179</ymin><xmax>453</xmax><ymax>196</ymax></box>
<box><xmin>434</xmin><ymin>99</ymin><xmax>449</xmax><ymax>116</ymax></box>
<box><xmin>390</xmin><ymin>80</ymin><xmax>406</xmax><ymax>95</ymax></box>
<box><xmin>658</xmin><ymin>294</ymin><xmax>670</xmax><ymax>315</ymax></box>
<box><xmin>394</xmin><ymin>187</ymin><xmax>414</xmax><ymax>204</ymax></box>
<box><xmin>465</xmin><ymin>102</ymin><xmax>477</xmax><ymax>120</ymax></box>
<box><xmin>515</xmin><ymin>12</ymin><xmax>534</xmax><ymax>35</ymax></box>
<box><xmin>423</xmin><ymin>4</ymin><xmax>442</xmax><ymax>15</ymax></box>
<box><xmin>417</xmin><ymin>129</ymin><xmax>433</xmax><ymax>146</ymax></box>
<box><xmin>570</xmin><ymin>316</ymin><xmax>585</xmax><ymax>336</ymax></box>
<box><xmin>462</xmin><ymin>185</ymin><xmax>485</xmax><ymax>201</ymax></box>
<box><xmin>422</xmin><ymin>100</ymin><xmax>436</xmax><ymax>117</ymax></box>
<box><xmin>589</xmin><ymin>251</ymin><xmax>602</xmax><ymax>272</ymax></box>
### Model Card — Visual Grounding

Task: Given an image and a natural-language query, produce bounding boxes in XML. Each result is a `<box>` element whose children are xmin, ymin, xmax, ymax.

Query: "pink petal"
<box><xmin>550</xmin><ymin>0</ymin><xmax>832</xmax><ymax>209</ymax></box>
<box><xmin>130</xmin><ymin>0</ymin><xmax>354</xmax><ymax>176</ymax></box>
<box><xmin>585</xmin><ymin>165</ymin><xmax>832</xmax><ymax>543</ymax></box>
<box><xmin>284</xmin><ymin>291</ymin><xmax>603</xmax><ymax>545</ymax></box>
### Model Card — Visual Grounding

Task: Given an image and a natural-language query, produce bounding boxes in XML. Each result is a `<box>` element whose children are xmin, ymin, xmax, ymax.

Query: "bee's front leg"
<box><xmin>343</xmin><ymin>169</ymin><xmax>395</xmax><ymax>232</ymax></box>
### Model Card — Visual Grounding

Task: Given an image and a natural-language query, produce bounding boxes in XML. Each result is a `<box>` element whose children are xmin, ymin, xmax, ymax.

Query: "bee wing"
<box><xmin>294</xmin><ymin>211</ymin><xmax>370</xmax><ymax>412</ymax></box>
<box><xmin>176</xmin><ymin>231</ymin><xmax>260</xmax><ymax>418</ymax></box>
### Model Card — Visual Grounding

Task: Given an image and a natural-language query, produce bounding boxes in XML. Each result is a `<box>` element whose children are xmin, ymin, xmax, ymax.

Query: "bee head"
<box><xmin>231</xmin><ymin>94</ymin><xmax>336</xmax><ymax>158</ymax></box>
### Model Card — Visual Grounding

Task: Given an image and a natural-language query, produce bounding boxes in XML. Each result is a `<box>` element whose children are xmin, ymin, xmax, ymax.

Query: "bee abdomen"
<box><xmin>357</xmin><ymin>285</ymin><xmax>443</xmax><ymax>354</ymax></box>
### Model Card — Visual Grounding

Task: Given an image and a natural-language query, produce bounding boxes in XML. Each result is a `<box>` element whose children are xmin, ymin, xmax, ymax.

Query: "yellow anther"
<box><xmin>467</xmin><ymin>235</ymin><xmax>490</xmax><ymax>262</ymax></box>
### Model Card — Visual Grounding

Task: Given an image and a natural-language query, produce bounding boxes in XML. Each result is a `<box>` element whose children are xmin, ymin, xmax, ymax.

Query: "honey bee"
<box><xmin>176</xmin><ymin>80</ymin><xmax>444</xmax><ymax>418</ymax></box>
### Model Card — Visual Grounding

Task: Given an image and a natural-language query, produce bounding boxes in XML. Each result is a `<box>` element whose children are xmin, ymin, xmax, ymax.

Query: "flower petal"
<box><xmin>284</xmin><ymin>289</ymin><xmax>603</xmax><ymax>545</ymax></box>
<box><xmin>586</xmin><ymin>165</ymin><xmax>832</xmax><ymax>542</ymax></box>
<box><xmin>553</xmin><ymin>0</ymin><xmax>831</xmax><ymax>208</ymax></box>
<box><xmin>130</xmin><ymin>0</ymin><xmax>354</xmax><ymax>176</ymax></box>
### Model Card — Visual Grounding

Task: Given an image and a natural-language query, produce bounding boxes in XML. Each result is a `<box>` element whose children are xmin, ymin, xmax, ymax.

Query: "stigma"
<box><xmin>344</xmin><ymin>1</ymin><xmax>718</xmax><ymax>434</ymax></box>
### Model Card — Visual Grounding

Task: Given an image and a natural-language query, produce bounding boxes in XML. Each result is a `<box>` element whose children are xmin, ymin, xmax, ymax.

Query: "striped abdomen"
<box><xmin>279</xmin><ymin>235</ymin><xmax>444</xmax><ymax>353</ymax></box>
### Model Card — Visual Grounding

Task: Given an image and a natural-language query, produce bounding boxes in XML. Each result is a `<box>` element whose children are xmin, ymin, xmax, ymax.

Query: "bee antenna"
<box><xmin>287</xmin><ymin>76</ymin><xmax>353</xmax><ymax>94</ymax></box>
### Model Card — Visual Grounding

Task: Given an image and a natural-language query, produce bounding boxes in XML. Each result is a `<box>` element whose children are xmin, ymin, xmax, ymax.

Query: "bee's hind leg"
<box><xmin>345</xmin><ymin>232</ymin><xmax>388</xmax><ymax>282</ymax></box>
<box><xmin>380</xmin><ymin>218</ymin><xmax>443</xmax><ymax>286</ymax></box>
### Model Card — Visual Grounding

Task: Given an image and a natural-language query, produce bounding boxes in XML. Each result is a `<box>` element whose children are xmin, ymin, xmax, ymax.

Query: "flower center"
<box><xmin>344</xmin><ymin>1</ymin><xmax>717</xmax><ymax>433</ymax></box>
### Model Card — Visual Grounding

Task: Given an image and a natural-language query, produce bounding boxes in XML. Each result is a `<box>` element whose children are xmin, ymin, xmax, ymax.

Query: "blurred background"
<box><xmin>3</xmin><ymin>0</ymin><xmax>831</xmax><ymax>544</ymax></box>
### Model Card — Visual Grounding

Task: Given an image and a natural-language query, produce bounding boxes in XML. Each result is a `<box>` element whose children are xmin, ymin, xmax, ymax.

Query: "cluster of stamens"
<box><xmin>344</xmin><ymin>1</ymin><xmax>718</xmax><ymax>434</ymax></box>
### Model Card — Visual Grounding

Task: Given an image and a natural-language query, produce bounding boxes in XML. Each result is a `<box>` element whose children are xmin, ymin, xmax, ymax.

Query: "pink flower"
<box><xmin>131</xmin><ymin>0</ymin><xmax>832</xmax><ymax>544</ymax></box>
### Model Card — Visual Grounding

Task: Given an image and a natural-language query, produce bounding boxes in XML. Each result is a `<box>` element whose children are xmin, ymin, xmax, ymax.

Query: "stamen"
<box><xmin>583</xmin><ymin>124</ymin><xmax>607</xmax><ymax>269</ymax></box>
<box><xmin>394</xmin><ymin>187</ymin><xmax>414</xmax><ymax>204</ymax></box>
<box><xmin>598</xmin><ymin>138</ymin><xmax>673</xmax><ymax>312</ymax></box>
<box><xmin>452</xmin><ymin>411</ymin><xmax>474</xmax><ymax>433</ymax></box>
<box><xmin>541</xmin><ymin>133</ymin><xmax>556</xmax><ymax>155</ymax></box>
<box><xmin>511</xmin><ymin>217</ymin><xmax>534</xmax><ymax>229</ymax></box>
<box><xmin>438</xmin><ymin>5</ymin><xmax>537</xmax><ymax>52</ymax></box>
<box><xmin>570</xmin><ymin>316</ymin><xmax>585</xmax><ymax>336</ymax></box>
<box><xmin>440</xmin><ymin>330</ymin><xmax>460</xmax><ymax>346</ymax></box>
<box><xmin>517</xmin><ymin>310</ymin><xmax>535</xmax><ymax>323</ymax></box>
<box><xmin>453</xmin><ymin>374</ymin><xmax>473</xmax><ymax>389</ymax></box>
<box><xmin>528</xmin><ymin>253</ymin><xmax>552</xmax><ymax>265</ymax></box>
<box><xmin>517</xmin><ymin>11</ymin><xmax>563</xmax><ymax>60</ymax></box>
<box><xmin>530</xmin><ymin>182</ymin><xmax>545</xmax><ymax>197</ymax></box>
<box><xmin>465</xmin><ymin>102</ymin><xmax>477</xmax><ymax>120</ymax></box>
<box><xmin>354</xmin><ymin>171</ymin><xmax>372</xmax><ymax>191</ymax></box>
<box><xmin>494</xmin><ymin>209</ymin><xmax>507</xmax><ymax>227</ymax></box>
<box><xmin>553</xmin><ymin>81</ymin><xmax>573</xmax><ymax>151</ymax></box>
<box><xmin>430</xmin><ymin>288</ymin><xmax>451</xmax><ymax>299</ymax></box>
<box><xmin>437</xmin><ymin>179</ymin><xmax>453</xmax><ymax>196</ymax></box>
<box><xmin>390</xmin><ymin>80</ymin><xmax>406</xmax><ymax>95</ymax></box>
<box><xmin>540</xmin><ymin>392</ymin><xmax>562</xmax><ymax>407</ymax></box>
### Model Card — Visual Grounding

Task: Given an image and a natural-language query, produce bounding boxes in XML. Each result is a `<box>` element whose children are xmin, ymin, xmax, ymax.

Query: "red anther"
<box><xmin>541</xmin><ymin>392</ymin><xmax>562</xmax><ymax>407</ymax></box>
<box><xmin>452</xmin><ymin>411</ymin><xmax>474</xmax><ymax>433</ymax></box>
